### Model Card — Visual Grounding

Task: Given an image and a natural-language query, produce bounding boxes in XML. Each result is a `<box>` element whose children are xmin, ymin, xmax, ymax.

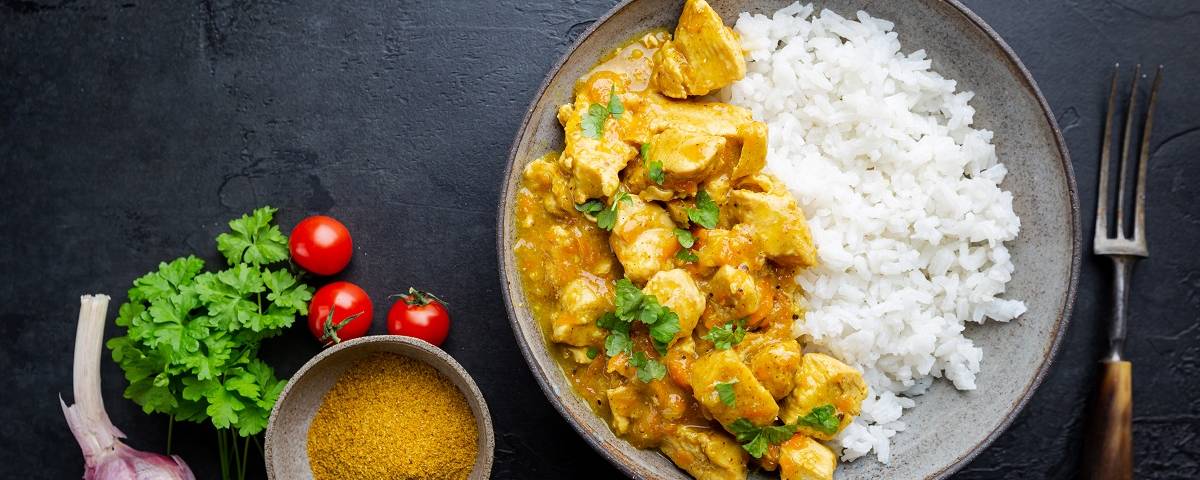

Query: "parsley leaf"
<box><xmin>715</xmin><ymin>379</ymin><xmax>738</xmax><ymax>407</ymax></box>
<box><xmin>641</xmin><ymin>143</ymin><xmax>665</xmax><ymax>185</ymax></box>
<box><xmin>607</xmin><ymin>87</ymin><xmax>624</xmax><ymax>119</ymax></box>
<box><xmin>648</xmin><ymin>311</ymin><xmax>679</xmax><ymax>356</ymax></box>
<box><xmin>675</xmin><ymin>249</ymin><xmax>699</xmax><ymax>263</ymax></box>
<box><xmin>673</xmin><ymin>228</ymin><xmax>695</xmax><ymax>248</ymax></box>
<box><xmin>582</xmin><ymin>103</ymin><xmax>609</xmax><ymax>139</ymax></box>
<box><xmin>795</xmin><ymin>404</ymin><xmax>842</xmax><ymax>435</ymax></box>
<box><xmin>686</xmin><ymin>189</ymin><xmax>719</xmax><ymax>229</ymax></box>
<box><xmin>703</xmin><ymin>318</ymin><xmax>747</xmax><ymax>350</ymax></box>
<box><xmin>595</xmin><ymin>192</ymin><xmax>631</xmax><ymax>231</ymax></box>
<box><xmin>586</xmin><ymin>346</ymin><xmax>599</xmax><ymax>360</ymax></box>
<box><xmin>216</xmin><ymin>206</ymin><xmax>289</xmax><ymax>266</ymax></box>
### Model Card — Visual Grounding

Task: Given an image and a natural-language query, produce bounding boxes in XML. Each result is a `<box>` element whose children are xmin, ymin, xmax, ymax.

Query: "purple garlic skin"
<box><xmin>63</xmin><ymin>295</ymin><xmax>197</xmax><ymax>480</ymax></box>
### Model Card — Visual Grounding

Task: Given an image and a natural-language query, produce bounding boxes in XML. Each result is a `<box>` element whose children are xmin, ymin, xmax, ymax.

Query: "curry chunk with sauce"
<box><xmin>512</xmin><ymin>2</ymin><xmax>866</xmax><ymax>479</ymax></box>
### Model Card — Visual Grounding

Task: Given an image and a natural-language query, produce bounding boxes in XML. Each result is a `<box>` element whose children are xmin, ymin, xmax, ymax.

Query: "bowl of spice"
<box><xmin>264</xmin><ymin>335</ymin><xmax>494</xmax><ymax>479</ymax></box>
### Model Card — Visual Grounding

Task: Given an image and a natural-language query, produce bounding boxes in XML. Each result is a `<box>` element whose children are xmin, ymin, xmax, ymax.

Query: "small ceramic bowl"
<box><xmin>263</xmin><ymin>335</ymin><xmax>495</xmax><ymax>479</ymax></box>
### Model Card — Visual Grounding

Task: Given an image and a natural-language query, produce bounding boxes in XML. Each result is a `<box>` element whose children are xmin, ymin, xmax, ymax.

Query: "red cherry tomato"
<box><xmin>308</xmin><ymin>281</ymin><xmax>373</xmax><ymax>346</ymax></box>
<box><xmin>289</xmin><ymin>215</ymin><xmax>353</xmax><ymax>276</ymax></box>
<box><xmin>387</xmin><ymin>288</ymin><xmax>451</xmax><ymax>346</ymax></box>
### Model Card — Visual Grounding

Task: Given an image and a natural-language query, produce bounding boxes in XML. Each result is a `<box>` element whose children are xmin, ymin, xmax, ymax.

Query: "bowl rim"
<box><xmin>495</xmin><ymin>1</ymin><xmax>1080</xmax><ymax>478</ymax></box>
<box><xmin>263</xmin><ymin>334</ymin><xmax>496</xmax><ymax>479</ymax></box>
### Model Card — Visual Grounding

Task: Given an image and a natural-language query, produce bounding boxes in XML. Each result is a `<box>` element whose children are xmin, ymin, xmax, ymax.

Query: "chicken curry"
<box><xmin>512</xmin><ymin>1</ymin><xmax>868</xmax><ymax>479</ymax></box>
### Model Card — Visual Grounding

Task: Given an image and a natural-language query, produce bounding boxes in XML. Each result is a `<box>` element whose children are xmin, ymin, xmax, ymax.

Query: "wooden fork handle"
<box><xmin>1086</xmin><ymin>360</ymin><xmax>1132</xmax><ymax>480</ymax></box>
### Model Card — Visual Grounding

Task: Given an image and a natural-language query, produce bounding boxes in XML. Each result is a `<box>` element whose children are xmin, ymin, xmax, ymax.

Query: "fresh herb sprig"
<box><xmin>107</xmin><ymin>207</ymin><xmax>314</xmax><ymax>479</ymax></box>
<box><xmin>582</xmin><ymin>88</ymin><xmax>625</xmax><ymax>139</ymax></box>
<box><xmin>577</xmin><ymin>192</ymin><xmax>630</xmax><ymax>231</ymax></box>
<box><xmin>641</xmin><ymin>143</ymin><xmax>665</xmax><ymax>185</ymax></box>
<box><xmin>686</xmin><ymin>189</ymin><xmax>719</xmax><ymax>228</ymax></box>
<box><xmin>726</xmin><ymin>403</ymin><xmax>842</xmax><ymax>458</ymax></box>
<box><xmin>703</xmin><ymin>318</ymin><xmax>747</xmax><ymax>350</ymax></box>
<box><xmin>593</xmin><ymin>278</ymin><xmax>682</xmax><ymax>381</ymax></box>
<box><xmin>795</xmin><ymin>404</ymin><xmax>842</xmax><ymax>435</ymax></box>
<box><xmin>715</xmin><ymin>379</ymin><xmax>738</xmax><ymax>407</ymax></box>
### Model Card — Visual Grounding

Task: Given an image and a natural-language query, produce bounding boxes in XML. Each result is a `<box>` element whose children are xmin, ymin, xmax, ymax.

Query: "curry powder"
<box><xmin>307</xmin><ymin>353</ymin><xmax>478</xmax><ymax>480</ymax></box>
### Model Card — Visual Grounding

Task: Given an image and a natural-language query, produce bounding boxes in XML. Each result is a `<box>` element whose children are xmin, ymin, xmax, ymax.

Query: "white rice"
<box><xmin>725</xmin><ymin>4</ymin><xmax>1025</xmax><ymax>463</ymax></box>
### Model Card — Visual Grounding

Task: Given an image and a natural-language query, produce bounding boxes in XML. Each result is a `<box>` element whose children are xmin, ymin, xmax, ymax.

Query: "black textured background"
<box><xmin>2</xmin><ymin>1</ymin><xmax>1198</xmax><ymax>479</ymax></box>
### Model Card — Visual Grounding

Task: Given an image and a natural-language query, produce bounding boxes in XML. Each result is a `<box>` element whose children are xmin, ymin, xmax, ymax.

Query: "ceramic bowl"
<box><xmin>263</xmin><ymin>335</ymin><xmax>494</xmax><ymax>479</ymax></box>
<box><xmin>497</xmin><ymin>0</ymin><xmax>1079</xmax><ymax>478</ymax></box>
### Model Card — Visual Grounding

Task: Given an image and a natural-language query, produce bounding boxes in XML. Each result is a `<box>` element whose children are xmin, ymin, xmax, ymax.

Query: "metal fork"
<box><xmin>1085</xmin><ymin>64</ymin><xmax>1163</xmax><ymax>480</ymax></box>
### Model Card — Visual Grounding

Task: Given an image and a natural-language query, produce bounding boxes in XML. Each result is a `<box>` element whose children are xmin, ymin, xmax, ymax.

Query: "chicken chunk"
<box><xmin>607</xmin><ymin>385</ymin><xmax>641</xmax><ymax>436</ymax></box>
<box><xmin>732</xmin><ymin>121</ymin><xmax>767</xmax><ymax>180</ymax></box>
<box><xmin>690</xmin><ymin>350</ymin><xmax>779</xmax><ymax>426</ymax></box>
<box><xmin>642</xmin><ymin>94</ymin><xmax>755</xmax><ymax>138</ymax></box>
<box><xmin>710</xmin><ymin>265</ymin><xmax>763</xmax><ymax>318</ymax></box>
<box><xmin>736</xmin><ymin>333</ymin><xmax>802</xmax><ymax>400</ymax></box>
<box><xmin>558</xmin><ymin>96</ymin><xmax>638</xmax><ymax>202</ymax></box>
<box><xmin>728</xmin><ymin>189</ymin><xmax>818</xmax><ymax>267</ymax></box>
<box><xmin>651</xmin><ymin>127</ymin><xmax>726</xmax><ymax>182</ymax></box>
<box><xmin>609</xmin><ymin>196</ymin><xmax>679</xmax><ymax>283</ymax></box>
<box><xmin>551</xmin><ymin>276</ymin><xmax>613</xmax><ymax>347</ymax></box>
<box><xmin>652</xmin><ymin>0</ymin><xmax>746</xmax><ymax>98</ymax></box>
<box><xmin>779</xmin><ymin>435</ymin><xmax>836</xmax><ymax>480</ymax></box>
<box><xmin>662</xmin><ymin>426</ymin><xmax>749</xmax><ymax>480</ymax></box>
<box><xmin>780</xmin><ymin>353</ymin><xmax>868</xmax><ymax>440</ymax></box>
<box><xmin>643</xmin><ymin>269</ymin><xmax>706</xmax><ymax>344</ymax></box>
<box><xmin>694</xmin><ymin>228</ymin><xmax>763</xmax><ymax>271</ymax></box>
<box><xmin>521</xmin><ymin>154</ymin><xmax>577</xmax><ymax>217</ymax></box>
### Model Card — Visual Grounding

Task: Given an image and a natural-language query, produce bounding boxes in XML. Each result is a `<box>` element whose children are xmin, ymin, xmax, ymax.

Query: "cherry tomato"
<box><xmin>289</xmin><ymin>215</ymin><xmax>353</xmax><ymax>276</ymax></box>
<box><xmin>308</xmin><ymin>281</ymin><xmax>373</xmax><ymax>346</ymax></box>
<box><xmin>387</xmin><ymin>288</ymin><xmax>451</xmax><ymax>346</ymax></box>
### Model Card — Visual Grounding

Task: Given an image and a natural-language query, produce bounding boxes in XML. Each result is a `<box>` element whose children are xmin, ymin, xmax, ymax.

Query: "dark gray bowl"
<box><xmin>263</xmin><ymin>335</ymin><xmax>495</xmax><ymax>479</ymax></box>
<box><xmin>497</xmin><ymin>1</ymin><xmax>1079</xmax><ymax>478</ymax></box>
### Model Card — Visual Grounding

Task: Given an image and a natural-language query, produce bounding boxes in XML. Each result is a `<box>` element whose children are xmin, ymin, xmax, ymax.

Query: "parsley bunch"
<box><xmin>594</xmin><ymin>278</ymin><xmax>682</xmax><ymax>382</ymax></box>
<box><xmin>703</xmin><ymin>318</ymin><xmax>747</xmax><ymax>350</ymax></box>
<box><xmin>106</xmin><ymin>207</ymin><xmax>313</xmax><ymax>477</ymax></box>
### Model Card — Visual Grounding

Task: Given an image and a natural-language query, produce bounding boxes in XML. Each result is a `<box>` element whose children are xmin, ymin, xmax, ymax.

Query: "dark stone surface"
<box><xmin>1</xmin><ymin>1</ymin><xmax>1196</xmax><ymax>479</ymax></box>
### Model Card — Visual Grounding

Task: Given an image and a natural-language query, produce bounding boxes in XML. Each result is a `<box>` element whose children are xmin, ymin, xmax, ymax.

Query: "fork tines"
<box><xmin>1094</xmin><ymin>64</ymin><xmax>1163</xmax><ymax>257</ymax></box>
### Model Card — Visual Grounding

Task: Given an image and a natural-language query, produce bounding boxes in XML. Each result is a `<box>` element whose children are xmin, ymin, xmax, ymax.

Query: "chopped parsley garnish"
<box><xmin>703</xmin><ymin>318</ymin><xmax>747</xmax><ymax>350</ymax></box>
<box><xmin>594</xmin><ymin>192</ymin><xmax>630</xmax><ymax>231</ymax></box>
<box><xmin>715</xmin><ymin>379</ymin><xmax>738</xmax><ymax>407</ymax></box>
<box><xmin>582</xmin><ymin>88</ymin><xmax>624</xmax><ymax>139</ymax></box>
<box><xmin>586</xmin><ymin>346</ymin><xmax>599</xmax><ymax>360</ymax></box>
<box><xmin>673</xmin><ymin>228</ymin><xmax>695</xmax><ymax>248</ymax></box>
<box><xmin>686</xmin><ymin>189</ymin><xmax>719</xmax><ymax>228</ymax></box>
<box><xmin>675</xmin><ymin>249</ymin><xmax>699</xmax><ymax>263</ymax></box>
<box><xmin>728</xmin><ymin>418</ymin><xmax>799</xmax><ymax>458</ymax></box>
<box><xmin>795</xmin><ymin>404</ymin><xmax>841</xmax><ymax>435</ymax></box>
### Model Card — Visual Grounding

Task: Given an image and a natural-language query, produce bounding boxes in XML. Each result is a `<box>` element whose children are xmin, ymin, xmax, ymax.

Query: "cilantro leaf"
<box><xmin>575</xmin><ymin>200</ymin><xmax>604</xmax><ymax>216</ymax></box>
<box><xmin>686</xmin><ymin>189</ymin><xmax>719</xmax><ymax>229</ymax></box>
<box><xmin>648</xmin><ymin>161</ymin><xmax>665</xmax><ymax>185</ymax></box>
<box><xmin>673</xmin><ymin>228</ymin><xmax>695</xmax><ymax>248</ymax></box>
<box><xmin>586</xmin><ymin>346</ymin><xmax>599</xmax><ymax>360</ymax></box>
<box><xmin>216</xmin><ymin>206</ymin><xmax>289</xmax><ymax>266</ymax></box>
<box><xmin>607</xmin><ymin>87</ymin><xmax>624</xmax><ymax>119</ymax></box>
<box><xmin>727</xmin><ymin>418</ymin><xmax>797</xmax><ymax>458</ymax></box>
<box><xmin>640</xmin><ymin>143</ymin><xmax>651</xmax><ymax>162</ymax></box>
<box><xmin>613</xmin><ymin>278</ymin><xmax>644</xmax><ymax>320</ymax></box>
<box><xmin>595</xmin><ymin>192</ymin><xmax>630</xmax><ymax>231</ymax></box>
<box><xmin>629</xmin><ymin>352</ymin><xmax>667</xmax><ymax>383</ymax></box>
<box><xmin>604</xmin><ymin>329</ymin><xmax>632</xmax><ymax>357</ymax></box>
<box><xmin>675</xmin><ymin>249</ymin><xmax>699</xmax><ymax>263</ymax></box>
<box><xmin>715</xmin><ymin>379</ymin><xmax>738</xmax><ymax>407</ymax></box>
<box><xmin>582</xmin><ymin>103</ymin><xmax>609</xmax><ymax>139</ymax></box>
<box><xmin>648</xmin><ymin>311</ymin><xmax>679</xmax><ymax>355</ymax></box>
<box><xmin>703</xmin><ymin>319</ymin><xmax>747</xmax><ymax>350</ymax></box>
<box><xmin>795</xmin><ymin>404</ymin><xmax>842</xmax><ymax>435</ymax></box>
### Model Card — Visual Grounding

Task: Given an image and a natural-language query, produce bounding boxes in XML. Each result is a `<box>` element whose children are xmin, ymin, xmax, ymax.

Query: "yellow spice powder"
<box><xmin>307</xmin><ymin>353</ymin><xmax>478</xmax><ymax>480</ymax></box>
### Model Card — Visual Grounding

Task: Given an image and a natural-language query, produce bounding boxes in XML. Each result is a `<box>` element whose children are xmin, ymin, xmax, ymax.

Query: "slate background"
<box><xmin>2</xmin><ymin>0</ymin><xmax>1198</xmax><ymax>478</ymax></box>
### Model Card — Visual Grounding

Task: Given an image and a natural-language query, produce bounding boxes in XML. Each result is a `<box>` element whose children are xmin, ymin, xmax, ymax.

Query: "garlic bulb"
<box><xmin>61</xmin><ymin>294</ymin><xmax>196</xmax><ymax>480</ymax></box>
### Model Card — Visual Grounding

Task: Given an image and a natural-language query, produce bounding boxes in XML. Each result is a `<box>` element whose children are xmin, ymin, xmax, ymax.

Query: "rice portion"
<box><xmin>726</xmin><ymin>4</ymin><xmax>1025</xmax><ymax>463</ymax></box>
